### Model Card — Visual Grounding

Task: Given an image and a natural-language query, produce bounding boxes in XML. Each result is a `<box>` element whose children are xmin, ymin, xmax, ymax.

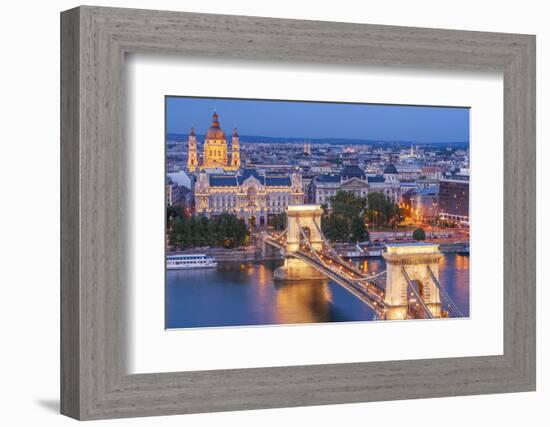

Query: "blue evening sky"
<box><xmin>166</xmin><ymin>96</ymin><xmax>469</xmax><ymax>143</ymax></box>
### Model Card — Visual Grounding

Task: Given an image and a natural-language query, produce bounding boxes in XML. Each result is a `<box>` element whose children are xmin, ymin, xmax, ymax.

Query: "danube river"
<box><xmin>166</xmin><ymin>254</ymin><xmax>470</xmax><ymax>329</ymax></box>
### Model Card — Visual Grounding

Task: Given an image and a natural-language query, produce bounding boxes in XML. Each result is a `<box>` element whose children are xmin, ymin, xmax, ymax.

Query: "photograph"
<box><xmin>1</xmin><ymin>1</ymin><xmax>538</xmax><ymax>423</ymax></box>
<box><xmin>165</xmin><ymin>96</ymin><xmax>470</xmax><ymax>328</ymax></box>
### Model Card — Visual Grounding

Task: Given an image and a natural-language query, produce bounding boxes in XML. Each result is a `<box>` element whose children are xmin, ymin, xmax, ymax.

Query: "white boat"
<box><xmin>167</xmin><ymin>254</ymin><xmax>218</xmax><ymax>270</ymax></box>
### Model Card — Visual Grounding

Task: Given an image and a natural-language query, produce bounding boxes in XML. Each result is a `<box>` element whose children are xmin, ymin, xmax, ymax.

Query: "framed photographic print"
<box><xmin>164</xmin><ymin>97</ymin><xmax>470</xmax><ymax>329</ymax></box>
<box><xmin>61</xmin><ymin>6</ymin><xmax>536</xmax><ymax>420</ymax></box>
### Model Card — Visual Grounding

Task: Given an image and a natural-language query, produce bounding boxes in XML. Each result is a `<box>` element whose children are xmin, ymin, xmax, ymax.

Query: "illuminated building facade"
<box><xmin>438</xmin><ymin>175</ymin><xmax>469</xmax><ymax>225</ymax></box>
<box><xmin>195</xmin><ymin>168</ymin><xmax>304</xmax><ymax>227</ymax></box>
<box><xmin>402</xmin><ymin>187</ymin><xmax>439</xmax><ymax>222</ymax></box>
<box><xmin>309</xmin><ymin>164</ymin><xmax>401</xmax><ymax>208</ymax></box>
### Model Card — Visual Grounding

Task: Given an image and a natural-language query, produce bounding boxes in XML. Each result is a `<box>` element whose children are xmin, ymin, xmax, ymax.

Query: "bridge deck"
<box><xmin>259</xmin><ymin>211</ymin><xmax>462</xmax><ymax>321</ymax></box>
<box><xmin>262</xmin><ymin>232</ymin><xmax>389</xmax><ymax>318</ymax></box>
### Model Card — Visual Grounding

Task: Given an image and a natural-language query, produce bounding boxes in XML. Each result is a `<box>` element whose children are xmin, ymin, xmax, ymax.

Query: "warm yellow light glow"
<box><xmin>386</xmin><ymin>243</ymin><xmax>440</xmax><ymax>255</ymax></box>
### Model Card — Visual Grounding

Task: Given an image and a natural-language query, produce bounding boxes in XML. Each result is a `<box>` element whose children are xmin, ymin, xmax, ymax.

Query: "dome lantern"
<box><xmin>205</xmin><ymin>111</ymin><xmax>226</xmax><ymax>140</ymax></box>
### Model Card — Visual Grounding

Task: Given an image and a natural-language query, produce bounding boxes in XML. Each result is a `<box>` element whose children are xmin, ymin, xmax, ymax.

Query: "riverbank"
<box><xmin>167</xmin><ymin>246</ymin><xmax>283</xmax><ymax>262</ymax></box>
<box><xmin>167</xmin><ymin>239</ymin><xmax>467</xmax><ymax>263</ymax></box>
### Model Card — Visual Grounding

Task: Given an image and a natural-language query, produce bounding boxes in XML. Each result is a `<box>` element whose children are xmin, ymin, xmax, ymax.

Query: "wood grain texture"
<box><xmin>60</xmin><ymin>7</ymin><xmax>80</xmax><ymax>419</ymax></box>
<box><xmin>60</xmin><ymin>6</ymin><xmax>536</xmax><ymax>420</ymax></box>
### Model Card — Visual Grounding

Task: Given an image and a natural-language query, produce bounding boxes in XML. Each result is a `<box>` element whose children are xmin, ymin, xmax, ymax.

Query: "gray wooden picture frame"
<box><xmin>60</xmin><ymin>5</ymin><xmax>536</xmax><ymax>420</ymax></box>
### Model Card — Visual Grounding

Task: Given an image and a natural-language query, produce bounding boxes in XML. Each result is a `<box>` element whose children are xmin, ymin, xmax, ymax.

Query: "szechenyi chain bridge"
<box><xmin>259</xmin><ymin>204</ymin><xmax>463</xmax><ymax>321</ymax></box>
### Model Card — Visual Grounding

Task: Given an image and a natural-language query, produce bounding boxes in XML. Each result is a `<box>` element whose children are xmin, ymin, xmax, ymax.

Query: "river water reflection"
<box><xmin>166</xmin><ymin>254</ymin><xmax>470</xmax><ymax>329</ymax></box>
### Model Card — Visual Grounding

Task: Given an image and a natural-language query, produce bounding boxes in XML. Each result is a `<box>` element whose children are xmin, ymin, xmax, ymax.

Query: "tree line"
<box><xmin>168</xmin><ymin>209</ymin><xmax>249</xmax><ymax>249</ymax></box>
<box><xmin>321</xmin><ymin>191</ymin><xmax>406</xmax><ymax>243</ymax></box>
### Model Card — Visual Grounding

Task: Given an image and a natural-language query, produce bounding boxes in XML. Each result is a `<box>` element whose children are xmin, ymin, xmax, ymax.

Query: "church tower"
<box><xmin>187</xmin><ymin>127</ymin><xmax>198</xmax><ymax>172</ymax></box>
<box><xmin>231</xmin><ymin>127</ymin><xmax>241</xmax><ymax>169</ymax></box>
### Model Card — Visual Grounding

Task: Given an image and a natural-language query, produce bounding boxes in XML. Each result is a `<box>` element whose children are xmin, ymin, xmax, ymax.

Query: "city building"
<box><xmin>166</xmin><ymin>177</ymin><xmax>191</xmax><ymax>207</ymax></box>
<box><xmin>438</xmin><ymin>175</ymin><xmax>469</xmax><ymax>225</ymax></box>
<box><xmin>167</xmin><ymin>170</ymin><xmax>192</xmax><ymax>189</ymax></box>
<box><xmin>187</xmin><ymin>112</ymin><xmax>240</xmax><ymax>172</ymax></box>
<box><xmin>300</xmin><ymin>173</ymin><xmax>315</xmax><ymax>202</ymax></box>
<box><xmin>399</xmin><ymin>144</ymin><xmax>418</xmax><ymax>160</ymax></box>
<box><xmin>421</xmin><ymin>166</ymin><xmax>442</xmax><ymax>180</ymax></box>
<box><xmin>402</xmin><ymin>187</ymin><xmax>439</xmax><ymax>223</ymax></box>
<box><xmin>399</xmin><ymin>179</ymin><xmax>419</xmax><ymax>195</ymax></box>
<box><xmin>194</xmin><ymin>168</ymin><xmax>304</xmax><ymax>227</ymax></box>
<box><xmin>309</xmin><ymin>164</ymin><xmax>401</xmax><ymax>208</ymax></box>
<box><xmin>166</xmin><ymin>170</ymin><xmax>193</xmax><ymax>208</ymax></box>
<box><xmin>394</xmin><ymin>163</ymin><xmax>422</xmax><ymax>180</ymax></box>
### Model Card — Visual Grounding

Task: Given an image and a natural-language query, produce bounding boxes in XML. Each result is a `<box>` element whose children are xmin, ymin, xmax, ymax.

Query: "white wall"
<box><xmin>0</xmin><ymin>0</ymin><xmax>546</xmax><ymax>425</ymax></box>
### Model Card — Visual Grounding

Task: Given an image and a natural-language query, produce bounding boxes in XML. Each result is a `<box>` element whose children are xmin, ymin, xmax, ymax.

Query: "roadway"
<box><xmin>262</xmin><ymin>231</ymin><xmax>390</xmax><ymax>318</ymax></box>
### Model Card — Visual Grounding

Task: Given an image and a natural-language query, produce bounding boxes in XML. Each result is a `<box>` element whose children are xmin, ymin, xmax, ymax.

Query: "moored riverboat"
<box><xmin>167</xmin><ymin>254</ymin><xmax>218</xmax><ymax>270</ymax></box>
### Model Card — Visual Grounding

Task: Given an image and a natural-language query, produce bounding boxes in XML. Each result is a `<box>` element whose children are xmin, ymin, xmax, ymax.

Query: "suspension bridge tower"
<box><xmin>274</xmin><ymin>205</ymin><xmax>326</xmax><ymax>281</ymax></box>
<box><xmin>382</xmin><ymin>243</ymin><xmax>443</xmax><ymax>320</ymax></box>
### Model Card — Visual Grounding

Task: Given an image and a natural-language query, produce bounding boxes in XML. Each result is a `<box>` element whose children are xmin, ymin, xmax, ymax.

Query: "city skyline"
<box><xmin>166</xmin><ymin>96</ymin><xmax>470</xmax><ymax>143</ymax></box>
<box><xmin>166</xmin><ymin>96</ymin><xmax>470</xmax><ymax>328</ymax></box>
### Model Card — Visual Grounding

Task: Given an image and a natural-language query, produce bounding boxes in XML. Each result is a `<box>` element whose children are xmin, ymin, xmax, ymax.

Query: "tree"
<box><xmin>330</xmin><ymin>191</ymin><xmax>366</xmax><ymax>220</ymax></box>
<box><xmin>166</xmin><ymin>204</ymin><xmax>185</xmax><ymax>222</ymax></box>
<box><xmin>323</xmin><ymin>214</ymin><xmax>349</xmax><ymax>241</ymax></box>
<box><xmin>321</xmin><ymin>191</ymin><xmax>368</xmax><ymax>243</ymax></box>
<box><xmin>365</xmin><ymin>192</ymin><xmax>387</xmax><ymax>228</ymax></box>
<box><xmin>216</xmin><ymin>212</ymin><xmax>248</xmax><ymax>248</ymax></box>
<box><xmin>169</xmin><ymin>216</ymin><xmax>190</xmax><ymax>248</ymax></box>
<box><xmin>412</xmin><ymin>227</ymin><xmax>426</xmax><ymax>241</ymax></box>
<box><xmin>320</xmin><ymin>203</ymin><xmax>330</xmax><ymax>230</ymax></box>
<box><xmin>271</xmin><ymin>212</ymin><xmax>287</xmax><ymax>230</ymax></box>
<box><xmin>350</xmin><ymin>216</ymin><xmax>369</xmax><ymax>243</ymax></box>
<box><xmin>195</xmin><ymin>216</ymin><xmax>209</xmax><ymax>247</ymax></box>
<box><xmin>388</xmin><ymin>204</ymin><xmax>405</xmax><ymax>228</ymax></box>
<box><xmin>366</xmin><ymin>192</ymin><xmax>404</xmax><ymax>228</ymax></box>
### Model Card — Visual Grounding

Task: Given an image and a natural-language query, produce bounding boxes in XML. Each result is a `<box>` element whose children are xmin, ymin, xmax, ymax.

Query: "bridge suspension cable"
<box><xmin>311</xmin><ymin>218</ymin><xmax>368</xmax><ymax>277</ymax></box>
<box><xmin>272</xmin><ymin>227</ymin><xmax>288</xmax><ymax>241</ymax></box>
<box><xmin>264</xmin><ymin>211</ymin><xmax>459</xmax><ymax>322</ymax></box>
<box><xmin>426</xmin><ymin>266</ymin><xmax>464</xmax><ymax>317</ymax></box>
<box><xmin>312</xmin><ymin>218</ymin><xmax>340</xmax><ymax>258</ymax></box>
<box><xmin>294</xmin><ymin>220</ymin><xmax>387</xmax><ymax>317</ymax></box>
<box><xmin>400</xmin><ymin>267</ymin><xmax>434</xmax><ymax>319</ymax></box>
<box><xmin>298</xmin><ymin>218</ymin><xmax>366</xmax><ymax>279</ymax></box>
<box><xmin>357</xmin><ymin>271</ymin><xmax>387</xmax><ymax>282</ymax></box>
<box><xmin>296</xmin><ymin>218</ymin><xmax>328</xmax><ymax>265</ymax></box>
<box><xmin>263</xmin><ymin>214</ymin><xmax>388</xmax><ymax>317</ymax></box>
<box><xmin>297</xmin><ymin>218</ymin><xmax>389</xmax><ymax>298</ymax></box>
